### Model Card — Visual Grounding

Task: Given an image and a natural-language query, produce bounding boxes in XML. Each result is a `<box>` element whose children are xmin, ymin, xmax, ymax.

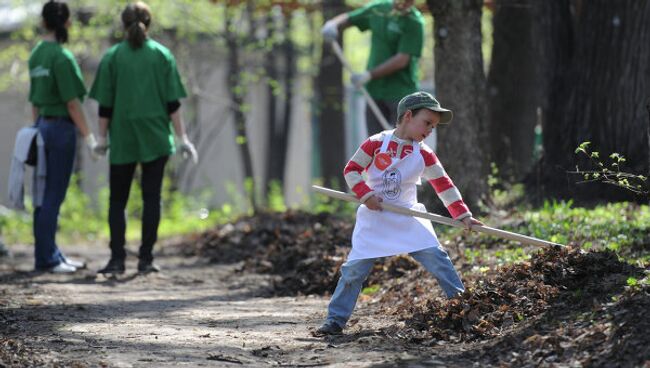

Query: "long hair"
<box><xmin>122</xmin><ymin>2</ymin><xmax>152</xmax><ymax>49</ymax></box>
<box><xmin>42</xmin><ymin>1</ymin><xmax>70</xmax><ymax>43</ymax></box>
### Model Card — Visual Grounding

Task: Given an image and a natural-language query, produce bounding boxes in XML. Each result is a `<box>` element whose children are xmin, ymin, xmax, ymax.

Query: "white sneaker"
<box><xmin>63</xmin><ymin>257</ymin><xmax>86</xmax><ymax>269</ymax></box>
<box><xmin>49</xmin><ymin>262</ymin><xmax>77</xmax><ymax>274</ymax></box>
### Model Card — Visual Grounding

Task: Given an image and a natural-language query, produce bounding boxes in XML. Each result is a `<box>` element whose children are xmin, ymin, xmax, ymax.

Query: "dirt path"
<box><xmin>0</xmin><ymin>243</ymin><xmax>457</xmax><ymax>368</ymax></box>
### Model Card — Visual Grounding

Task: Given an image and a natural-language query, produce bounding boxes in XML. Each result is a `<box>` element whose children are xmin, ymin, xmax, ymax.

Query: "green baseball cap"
<box><xmin>397</xmin><ymin>91</ymin><xmax>453</xmax><ymax>124</ymax></box>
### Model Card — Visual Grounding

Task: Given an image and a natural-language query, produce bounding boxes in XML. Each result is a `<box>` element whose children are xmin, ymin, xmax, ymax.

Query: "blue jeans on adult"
<box><xmin>33</xmin><ymin>116</ymin><xmax>76</xmax><ymax>270</ymax></box>
<box><xmin>325</xmin><ymin>246</ymin><xmax>465</xmax><ymax>328</ymax></box>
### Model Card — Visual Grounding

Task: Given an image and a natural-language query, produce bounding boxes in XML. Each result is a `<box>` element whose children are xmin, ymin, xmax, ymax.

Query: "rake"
<box><xmin>312</xmin><ymin>185</ymin><xmax>565</xmax><ymax>248</ymax></box>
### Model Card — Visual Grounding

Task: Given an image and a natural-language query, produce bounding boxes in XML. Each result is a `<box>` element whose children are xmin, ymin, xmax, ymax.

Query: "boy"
<box><xmin>315</xmin><ymin>91</ymin><xmax>482</xmax><ymax>336</ymax></box>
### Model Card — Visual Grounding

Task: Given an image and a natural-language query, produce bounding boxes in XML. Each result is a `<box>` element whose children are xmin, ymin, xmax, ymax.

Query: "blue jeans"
<box><xmin>33</xmin><ymin>117</ymin><xmax>76</xmax><ymax>269</ymax></box>
<box><xmin>325</xmin><ymin>246</ymin><xmax>465</xmax><ymax>328</ymax></box>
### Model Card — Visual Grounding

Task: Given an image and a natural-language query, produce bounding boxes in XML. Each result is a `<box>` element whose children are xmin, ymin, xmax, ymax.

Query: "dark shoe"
<box><xmin>97</xmin><ymin>259</ymin><xmax>125</xmax><ymax>274</ymax></box>
<box><xmin>314</xmin><ymin>321</ymin><xmax>343</xmax><ymax>337</ymax></box>
<box><xmin>137</xmin><ymin>260</ymin><xmax>160</xmax><ymax>274</ymax></box>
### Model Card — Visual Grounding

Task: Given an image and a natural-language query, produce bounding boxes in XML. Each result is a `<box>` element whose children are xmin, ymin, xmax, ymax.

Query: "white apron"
<box><xmin>348</xmin><ymin>131</ymin><xmax>440</xmax><ymax>261</ymax></box>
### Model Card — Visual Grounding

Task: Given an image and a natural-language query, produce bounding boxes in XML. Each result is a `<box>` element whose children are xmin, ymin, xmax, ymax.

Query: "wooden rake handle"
<box><xmin>312</xmin><ymin>185</ymin><xmax>564</xmax><ymax>248</ymax></box>
<box><xmin>329</xmin><ymin>41</ymin><xmax>392</xmax><ymax>131</ymax></box>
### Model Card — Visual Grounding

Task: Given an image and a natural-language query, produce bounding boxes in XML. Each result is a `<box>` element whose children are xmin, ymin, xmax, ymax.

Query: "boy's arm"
<box><xmin>421</xmin><ymin>147</ymin><xmax>472</xmax><ymax>220</ymax></box>
<box><xmin>343</xmin><ymin>137</ymin><xmax>382</xmax><ymax>203</ymax></box>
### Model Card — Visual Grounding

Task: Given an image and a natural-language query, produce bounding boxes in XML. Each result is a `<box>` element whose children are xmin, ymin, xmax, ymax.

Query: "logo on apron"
<box><xmin>382</xmin><ymin>168</ymin><xmax>401</xmax><ymax>200</ymax></box>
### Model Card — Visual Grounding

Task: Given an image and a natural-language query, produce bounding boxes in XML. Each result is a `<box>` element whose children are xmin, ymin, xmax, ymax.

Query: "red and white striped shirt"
<box><xmin>343</xmin><ymin>132</ymin><xmax>472</xmax><ymax>220</ymax></box>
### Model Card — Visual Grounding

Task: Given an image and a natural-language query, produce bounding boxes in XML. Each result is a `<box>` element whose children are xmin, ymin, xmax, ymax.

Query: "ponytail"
<box><xmin>126</xmin><ymin>21</ymin><xmax>147</xmax><ymax>49</ymax></box>
<box><xmin>41</xmin><ymin>1</ymin><xmax>70</xmax><ymax>43</ymax></box>
<box><xmin>122</xmin><ymin>2</ymin><xmax>152</xmax><ymax>49</ymax></box>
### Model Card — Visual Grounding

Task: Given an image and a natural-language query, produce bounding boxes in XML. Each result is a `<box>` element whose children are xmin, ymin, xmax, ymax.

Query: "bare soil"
<box><xmin>0</xmin><ymin>243</ymin><xmax>461</xmax><ymax>368</ymax></box>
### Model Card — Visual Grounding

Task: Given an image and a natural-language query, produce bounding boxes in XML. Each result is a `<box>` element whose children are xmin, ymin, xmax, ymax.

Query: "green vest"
<box><xmin>348</xmin><ymin>0</ymin><xmax>424</xmax><ymax>100</ymax></box>
<box><xmin>28</xmin><ymin>41</ymin><xmax>86</xmax><ymax>117</ymax></box>
<box><xmin>89</xmin><ymin>39</ymin><xmax>187</xmax><ymax>165</ymax></box>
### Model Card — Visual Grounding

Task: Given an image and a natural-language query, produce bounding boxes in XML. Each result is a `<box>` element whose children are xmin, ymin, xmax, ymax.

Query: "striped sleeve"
<box><xmin>420</xmin><ymin>146</ymin><xmax>472</xmax><ymax>220</ymax></box>
<box><xmin>343</xmin><ymin>136</ymin><xmax>382</xmax><ymax>202</ymax></box>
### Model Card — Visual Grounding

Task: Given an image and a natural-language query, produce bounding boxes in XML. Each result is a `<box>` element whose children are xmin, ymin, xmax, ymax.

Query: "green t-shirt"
<box><xmin>348</xmin><ymin>0</ymin><xmax>424</xmax><ymax>100</ymax></box>
<box><xmin>28</xmin><ymin>41</ymin><xmax>87</xmax><ymax>117</ymax></box>
<box><xmin>89</xmin><ymin>39</ymin><xmax>187</xmax><ymax>164</ymax></box>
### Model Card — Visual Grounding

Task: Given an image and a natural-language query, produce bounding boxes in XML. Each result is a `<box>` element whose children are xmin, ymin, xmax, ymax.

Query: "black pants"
<box><xmin>365</xmin><ymin>99</ymin><xmax>399</xmax><ymax>136</ymax></box>
<box><xmin>108</xmin><ymin>155</ymin><xmax>168</xmax><ymax>262</ymax></box>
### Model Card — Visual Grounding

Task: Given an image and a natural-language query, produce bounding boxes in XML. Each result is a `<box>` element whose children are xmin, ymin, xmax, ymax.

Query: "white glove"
<box><xmin>321</xmin><ymin>20</ymin><xmax>339</xmax><ymax>42</ymax></box>
<box><xmin>178</xmin><ymin>134</ymin><xmax>198</xmax><ymax>164</ymax></box>
<box><xmin>93</xmin><ymin>135</ymin><xmax>108</xmax><ymax>156</ymax></box>
<box><xmin>351</xmin><ymin>71</ymin><xmax>372</xmax><ymax>89</ymax></box>
<box><xmin>84</xmin><ymin>134</ymin><xmax>99</xmax><ymax>160</ymax></box>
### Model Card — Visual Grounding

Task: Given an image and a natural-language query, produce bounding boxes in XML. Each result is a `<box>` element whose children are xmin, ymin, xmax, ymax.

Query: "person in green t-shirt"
<box><xmin>89</xmin><ymin>1</ymin><xmax>198</xmax><ymax>275</ymax></box>
<box><xmin>322</xmin><ymin>0</ymin><xmax>424</xmax><ymax>135</ymax></box>
<box><xmin>28</xmin><ymin>1</ymin><xmax>98</xmax><ymax>274</ymax></box>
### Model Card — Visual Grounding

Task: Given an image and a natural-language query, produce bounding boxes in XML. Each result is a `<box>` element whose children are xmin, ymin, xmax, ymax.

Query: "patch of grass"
<box><xmin>518</xmin><ymin>201</ymin><xmax>649</xmax><ymax>257</ymax></box>
<box><xmin>0</xmin><ymin>175</ymin><xmax>229</xmax><ymax>245</ymax></box>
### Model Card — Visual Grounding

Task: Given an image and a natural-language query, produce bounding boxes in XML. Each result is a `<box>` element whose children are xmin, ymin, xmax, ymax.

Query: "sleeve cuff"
<box><xmin>454</xmin><ymin>212</ymin><xmax>472</xmax><ymax>221</ymax></box>
<box><xmin>98</xmin><ymin>106</ymin><xmax>113</xmax><ymax>118</ymax></box>
<box><xmin>167</xmin><ymin>100</ymin><xmax>181</xmax><ymax>114</ymax></box>
<box><xmin>359</xmin><ymin>191</ymin><xmax>376</xmax><ymax>203</ymax></box>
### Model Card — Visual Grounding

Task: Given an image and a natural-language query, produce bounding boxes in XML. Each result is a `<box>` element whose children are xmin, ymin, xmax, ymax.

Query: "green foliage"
<box><xmin>267</xmin><ymin>181</ymin><xmax>287</xmax><ymax>212</ymax></box>
<box><xmin>309</xmin><ymin>179</ymin><xmax>358</xmax><ymax>217</ymax></box>
<box><xmin>452</xmin><ymin>166</ymin><xmax>649</xmax><ymax>268</ymax></box>
<box><xmin>462</xmin><ymin>242</ymin><xmax>531</xmax><ymax>270</ymax></box>
<box><xmin>310</xmin><ymin>194</ymin><xmax>358</xmax><ymax>217</ymax></box>
<box><xmin>479</xmin><ymin>162</ymin><xmax>525</xmax><ymax>212</ymax></box>
<box><xmin>0</xmin><ymin>174</ymin><xmax>227</xmax><ymax>245</ymax></box>
<box><xmin>626</xmin><ymin>275</ymin><xmax>650</xmax><ymax>292</ymax></box>
<box><xmin>516</xmin><ymin>200</ymin><xmax>650</xmax><ymax>260</ymax></box>
<box><xmin>361</xmin><ymin>284</ymin><xmax>380</xmax><ymax>295</ymax></box>
<box><xmin>573</xmin><ymin>142</ymin><xmax>649</xmax><ymax>196</ymax></box>
<box><xmin>454</xmin><ymin>199</ymin><xmax>649</xmax><ymax>269</ymax></box>
<box><xmin>626</xmin><ymin>277</ymin><xmax>638</xmax><ymax>287</ymax></box>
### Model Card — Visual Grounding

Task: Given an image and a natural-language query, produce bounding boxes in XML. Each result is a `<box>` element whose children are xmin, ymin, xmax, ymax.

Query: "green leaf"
<box><xmin>626</xmin><ymin>277</ymin><xmax>638</xmax><ymax>286</ymax></box>
<box><xmin>362</xmin><ymin>284</ymin><xmax>380</xmax><ymax>295</ymax></box>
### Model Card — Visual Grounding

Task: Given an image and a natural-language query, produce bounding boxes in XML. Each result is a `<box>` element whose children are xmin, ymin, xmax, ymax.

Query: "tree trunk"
<box><xmin>279</xmin><ymin>16</ymin><xmax>295</xmax><ymax>185</ymax></box>
<box><xmin>263</xmin><ymin>13</ymin><xmax>279</xmax><ymax>197</ymax></box>
<box><xmin>427</xmin><ymin>0</ymin><xmax>488</xmax><ymax>211</ymax></box>
<box><xmin>540</xmin><ymin>0</ymin><xmax>650</xmax><ymax>201</ymax></box>
<box><xmin>265</xmin><ymin>13</ymin><xmax>294</xmax><ymax>193</ymax></box>
<box><xmin>525</xmin><ymin>0</ymin><xmax>573</xmax><ymax>202</ymax></box>
<box><xmin>316</xmin><ymin>0</ymin><xmax>346</xmax><ymax>189</ymax></box>
<box><xmin>225</xmin><ymin>9</ymin><xmax>258</xmax><ymax>210</ymax></box>
<box><xmin>486</xmin><ymin>0</ymin><xmax>540</xmax><ymax>180</ymax></box>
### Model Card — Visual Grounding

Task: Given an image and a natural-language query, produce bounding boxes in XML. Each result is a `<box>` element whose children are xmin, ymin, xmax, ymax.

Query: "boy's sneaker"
<box><xmin>314</xmin><ymin>321</ymin><xmax>343</xmax><ymax>336</ymax></box>
<box><xmin>137</xmin><ymin>260</ymin><xmax>160</xmax><ymax>274</ymax></box>
<box><xmin>63</xmin><ymin>257</ymin><xmax>86</xmax><ymax>269</ymax></box>
<box><xmin>97</xmin><ymin>259</ymin><xmax>125</xmax><ymax>274</ymax></box>
<box><xmin>49</xmin><ymin>262</ymin><xmax>77</xmax><ymax>274</ymax></box>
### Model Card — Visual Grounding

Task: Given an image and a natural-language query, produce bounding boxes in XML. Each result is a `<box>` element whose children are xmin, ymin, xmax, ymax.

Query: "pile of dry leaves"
<box><xmin>180</xmin><ymin>211</ymin><xmax>435</xmax><ymax>296</ymax></box>
<box><xmin>388</xmin><ymin>246</ymin><xmax>642</xmax><ymax>343</ymax></box>
<box><xmin>178</xmin><ymin>211</ymin><xmax>353</xmax><ymax>295</ymax></box>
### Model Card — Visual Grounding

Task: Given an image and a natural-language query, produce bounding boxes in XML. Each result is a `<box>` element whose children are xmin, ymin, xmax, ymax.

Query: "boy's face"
<box><xmin>403</xmin><ymin>109</ymin><xmax>440</xmax><ymax>142</ymax></box>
